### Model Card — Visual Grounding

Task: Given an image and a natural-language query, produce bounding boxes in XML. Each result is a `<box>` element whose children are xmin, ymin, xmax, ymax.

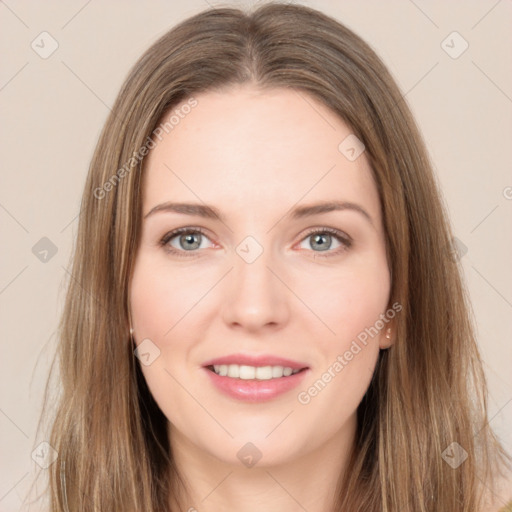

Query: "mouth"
<box><xmin>201</xmin><ymin>354</ymin><xmax>310</xmax><ymax>402</ymax></box>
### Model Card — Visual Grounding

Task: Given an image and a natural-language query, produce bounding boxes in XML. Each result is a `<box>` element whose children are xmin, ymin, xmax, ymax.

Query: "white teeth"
<box><xmin>239</xmin><ymin>365</ymin><xmax>255</xmax><ymax>379</ymax></box>
<box><xmin>272</xmin><ymin>366</ymin><xmax>283</xmax><ymax>378</ymax></box>
<box><xmin>255</xmin><ymin>366</ymin><xmax>273</xmax><ymax>380</ymax></box>
<box><xmin>227</xmin><ymin>364</ymin><xmax>239</xmax><ymax>378</ymax></box>
<box><xmin>211</xmin><ymin>364</ymin><xmax>301</xmax><ymax>379</ymax></box>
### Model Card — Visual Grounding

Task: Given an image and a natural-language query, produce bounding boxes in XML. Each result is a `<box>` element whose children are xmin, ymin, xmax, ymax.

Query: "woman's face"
<box><xmin>130</xmin><ymin>84</ymin><xmax>392</xmax><ymax>468</ymax></box>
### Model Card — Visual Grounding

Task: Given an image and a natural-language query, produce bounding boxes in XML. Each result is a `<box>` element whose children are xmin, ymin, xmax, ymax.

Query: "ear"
<box><xmin>379</xmin><ymin>319</ymin><xmax>396</xmax><ymax>349</ymax></box>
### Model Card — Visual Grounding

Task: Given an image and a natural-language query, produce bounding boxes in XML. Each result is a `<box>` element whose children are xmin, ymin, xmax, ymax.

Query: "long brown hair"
<box><xmin>37</xmin><ymin>2</ymin><xmax>509</xmax><ymax>510</ymax></box>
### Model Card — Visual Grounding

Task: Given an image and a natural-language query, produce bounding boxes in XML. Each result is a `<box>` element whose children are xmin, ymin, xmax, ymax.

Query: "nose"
<box><xmin>221</xmin><ymin>243</ymin><xmax>290</xmax><ymax>333</ymax></box>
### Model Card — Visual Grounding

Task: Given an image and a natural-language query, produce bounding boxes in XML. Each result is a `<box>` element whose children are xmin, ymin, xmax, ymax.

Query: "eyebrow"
<box><xmin>144</xmin><ymin>200</ymin><xmax>373</xmax><ymax>226</ymax></box>
<box><xmin>291</xmin><ymin>201</ymin><xmax>373</xmax><ymax>225</ymax></box>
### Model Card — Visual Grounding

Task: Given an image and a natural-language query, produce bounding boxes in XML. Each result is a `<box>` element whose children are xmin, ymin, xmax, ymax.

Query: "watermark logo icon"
<box><xmin>31</xmin><ymin>32</ymin><xmax>59</xmax><ymax>59</ymax></box>
<box><xmin>441</xmin><ymin>31</ymin><xmax>469</xmax><ymax>59</ymax></box>
<box><xmin>237</xmin><ymin>442</ymin><xmax>262</xmax><ymax>468</ymax></box>
<box><xmin>441</xmin><ymin>441</ymin><xmax>468</xmax><ymax>469</ymax></box>
<box><xmin>134</xmin><ymin>338</ymin><xmax>161</xmax><ymax>366</ymax></box>
<box><xmin>236</xmin><ymin>236</ymin><xmax>264</xmax><ymax>264</ymax></box>
<box><xmin>338</xmin><ymin>134</ymin><xmax>365</xmax><ymax>162</ymax></box>
<box><xmin>32</xmin><ymin>441</ymin><xmax>58</xmax><ymax>469</ymax></box>
<box><xmin>32</xmin><ymin>237</ymin><xmax>58</xmax><ymax>263</ymax></box>
<box><xmin>448</xmin><ymin>236</ymin><xmax>468</xmax><ymax>261</ymax></box>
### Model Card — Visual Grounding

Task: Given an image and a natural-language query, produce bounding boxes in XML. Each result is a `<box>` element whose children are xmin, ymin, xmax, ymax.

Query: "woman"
<box><xmin>39</xmin><ymin>3</ymin><xmax>511</xmax><ymax>511</ymax></box>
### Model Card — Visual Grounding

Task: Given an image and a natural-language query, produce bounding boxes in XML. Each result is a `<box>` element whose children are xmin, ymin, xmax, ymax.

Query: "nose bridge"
<box><xmin>235</xmin><ymin>240</ymin><xmax>273</xmax><ymax>292</ymax></box>
<box><xmin>222</xmin><ymin>235</ymin><xmax>288</xmax><ymax>330</ymax></box>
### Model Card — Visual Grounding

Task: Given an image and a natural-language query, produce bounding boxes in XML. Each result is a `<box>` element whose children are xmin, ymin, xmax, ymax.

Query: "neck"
<box><xmin>168</xmin><ymin>415</ymin><xmax>357</xmax><ymax>512</ymax></box>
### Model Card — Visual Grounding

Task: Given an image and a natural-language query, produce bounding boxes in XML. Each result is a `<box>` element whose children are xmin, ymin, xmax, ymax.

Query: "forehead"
<box><xmin>142</xmin><ymin>85</ymin><xmax>381</xmax><ymax>226</ymax></box>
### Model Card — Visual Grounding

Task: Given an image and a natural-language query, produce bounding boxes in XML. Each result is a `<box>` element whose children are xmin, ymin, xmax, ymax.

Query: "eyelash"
<box><xmin>159</xmin><ymin>226</ymin><xmax>352</xmax><ymax>259</ymax></box>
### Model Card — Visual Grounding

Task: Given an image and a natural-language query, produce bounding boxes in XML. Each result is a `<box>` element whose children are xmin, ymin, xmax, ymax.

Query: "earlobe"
<box><xmin>379</xmin><ymin>325</ymin><xmax>394</xmax><ymax>349</ymax></box>
<box><xmin>129</xmin><ymin>326</ymin><xmax>136</xmax><ymax>346</ymax></box>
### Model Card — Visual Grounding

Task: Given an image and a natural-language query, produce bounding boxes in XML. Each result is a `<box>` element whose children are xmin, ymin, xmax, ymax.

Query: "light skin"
<box><xmin>129</xmin><ymin>84</ymin><xmax>394</xmax><ymax>511</ymax></box>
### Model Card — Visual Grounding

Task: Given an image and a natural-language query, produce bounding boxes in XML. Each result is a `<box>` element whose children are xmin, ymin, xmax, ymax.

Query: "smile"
<box><xmin>208</xmin><ymin>364</ymin><xmax>303</xmax><ymax>379</ymax></box>
<box><xmin>202</xmin><ymin>354</ymin><xmax>310</xmax><ymax>402</ymax></box>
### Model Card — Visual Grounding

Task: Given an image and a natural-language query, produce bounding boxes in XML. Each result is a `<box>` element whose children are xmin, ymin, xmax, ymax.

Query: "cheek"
<box><xmin>130</xmin><ymin>254</ymin><xmax>210</xmax><ymax>338</ymax></box>
<box><xmin>129</xmin><ymin>256</ymin><xmax>205</xmax><ymax>426</ymax></box>
<box><xmin>296</xmin><ymin>274</ymin><xmax>386</xmax><ymax>429</ymax></box>
<box><xmin>296</xmin><ymin>257</ymin><xmax>389</xmax><ymax>418</ymax></box>
<box><xmin>129</xmin><ymin>255</ymin><xmax>215</xmax><ymax>406</ymax></box>
<box><xmin>304</xmin><ymin>261</ymin><xmax>391</xmax><ymax>346</ymax></box>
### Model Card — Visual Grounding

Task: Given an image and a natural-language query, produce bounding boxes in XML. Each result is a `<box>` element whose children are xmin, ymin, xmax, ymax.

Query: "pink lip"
<box><xmin>201</xmin><ymin>353</ymin><xmax>310</xmax><ymax>403</ymax></box>
<box><xmin>203</xmin><ymin>367</ymin><xmax>309</xmax><ymax>402</ymax></box>
<box><xmin>202</xmin><ymin>354</ymin><xmax>309</xmax><ymax>370</ymax></box>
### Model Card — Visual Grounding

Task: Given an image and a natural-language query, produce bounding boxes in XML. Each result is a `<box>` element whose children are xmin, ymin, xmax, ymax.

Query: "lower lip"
<box><xmin>203</xmin><ymin>367</ymin><xmax>309</xmax><ymax>402</ymax></box>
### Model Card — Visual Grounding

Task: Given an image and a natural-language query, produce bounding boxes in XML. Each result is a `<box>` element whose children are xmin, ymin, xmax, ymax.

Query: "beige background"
<box><xmin>1</xmin><ymin>1</ymin><xmax>511</xmax><ymax>510</ymax></box>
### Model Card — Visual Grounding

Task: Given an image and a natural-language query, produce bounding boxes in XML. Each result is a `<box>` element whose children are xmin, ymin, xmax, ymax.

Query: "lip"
<box><xmin>202</xmin><ymin>354</ymin><xmax>309</xmax><ymax>370</ymax></box>
<box><xmin>201</xmin><ymin>353</ymin><xmax>310</xmax><ymax>403</ymax></box>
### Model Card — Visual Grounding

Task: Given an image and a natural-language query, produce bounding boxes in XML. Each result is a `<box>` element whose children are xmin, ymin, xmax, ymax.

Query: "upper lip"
<box><xmin>202</xmin><ymin>354</ymin><xmax>309</xmax><ymax>370</ymax></box>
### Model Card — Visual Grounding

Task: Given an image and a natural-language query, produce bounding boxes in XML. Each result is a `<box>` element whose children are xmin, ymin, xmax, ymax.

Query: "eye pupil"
<box><xmin>181</xmin><ymin>233</ymin><xmax>201</xmax><ymax>250</ymax></box>
<box><xmin>311</xmin><ymin>233</ymin><xmax>331</xmax><ymax>251</ymax></box>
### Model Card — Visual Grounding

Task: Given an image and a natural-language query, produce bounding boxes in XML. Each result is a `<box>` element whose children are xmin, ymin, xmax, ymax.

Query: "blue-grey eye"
<box><xmin>299</xmin><ymin>231</ymin><xmax>343</xmax><ymax>252</ymax></box>
<box><xmin>179</xmin><ymin>233</ymin><xmax>201</xmax><ymax>250</ymax></box>
<box><xmin>165</xmin><ymin>230</ymin><xmax>213</xmax><ymax>252</ymax></box>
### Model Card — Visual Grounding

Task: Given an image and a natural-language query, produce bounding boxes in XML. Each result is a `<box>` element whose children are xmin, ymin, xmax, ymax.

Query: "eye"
<box><xmin>159</xmin><ymin>226</ymin><xmax>352</xmax><ymax>258</ymax></box>
<box><xmin>297</xmin><ymin>228</ymin><xmax>352</xmax><ymax>257</ymax></box>
<box><xmin>160</xmin><ymin>227</ymin><xmax>215</xmax><ymax>256</ymax></box>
